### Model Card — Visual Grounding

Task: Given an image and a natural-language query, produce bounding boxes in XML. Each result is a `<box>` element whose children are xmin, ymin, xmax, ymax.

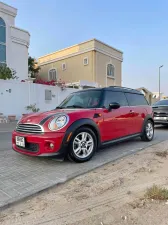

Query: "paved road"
<box><xmin>0</xmin><ymin>132</ymin><xmax>12</xmax><ymax>151</ymax></box>
<box><xmin>0</xmin><ymin>124</ymin><xmax>167</xmax><ymax>209</ymax></box>
<box><xmin>0</xmin><ymin>123</ymin><xmax>16</xmax><ymax>151</ymax></box>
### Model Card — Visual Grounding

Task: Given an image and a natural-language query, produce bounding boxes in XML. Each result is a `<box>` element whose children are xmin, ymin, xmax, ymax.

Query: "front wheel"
<box><xmin>68</xmin><ymin>127</ymin><xmax>97</xmax><ymax>163</ymax></box>
<box><xmin>141</xmin><ymin>120</ymin><xmax>154</xmax><ymax>142</ymax></box>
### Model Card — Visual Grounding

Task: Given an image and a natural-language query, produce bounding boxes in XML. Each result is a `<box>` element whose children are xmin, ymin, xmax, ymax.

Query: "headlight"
<box><xmin>49</xmin><ymin>115</ymin><xmax>69</xmax><ymax>131</ymax></box>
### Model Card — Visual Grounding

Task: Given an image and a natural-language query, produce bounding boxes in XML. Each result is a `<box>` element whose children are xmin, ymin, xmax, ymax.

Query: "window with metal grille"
<box><xmin>83</xmin><ymin>57</ymin><xmax>88</xmax><ymax>66</ymax></box>
<box><xmin>48</xmin><ymin>68</ymin><xmax>57</xmax><ymax>81</ymax></box>
<box><xmin>45</xmin><ymin>89</ymin><xmax>52</xmax><ymax>100</ymax></box>
<box><xmin>107</xmin><ymin>64</ymin><xmax>115</xmax><ymax>78</ymax></box>
<box><xmin>62</xmin><ymin>63</ymin><xmax>66</xmax><ymax>70</ymax></box>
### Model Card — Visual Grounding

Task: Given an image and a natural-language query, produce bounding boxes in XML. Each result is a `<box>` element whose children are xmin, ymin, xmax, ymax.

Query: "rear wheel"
<box><xmin>68</xmin><ymin>127</ymin><xmax>97</xmax><ymax>163</ymax></box>
<box><xmin>141</xmin><ymin>120</ymin><xmax>154</xmax><ymax>141</ymax></box>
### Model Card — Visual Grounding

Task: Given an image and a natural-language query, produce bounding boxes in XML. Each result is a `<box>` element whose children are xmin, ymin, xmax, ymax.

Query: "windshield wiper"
<box><xmin>66</xmin><ymin>105</ymin><xmax>84</xmax><ymax>108</ymax></box>
<box><xmin>56</xmin><ymin>106</ymin><xmax>64</xmax><ymax>109</ymax></box>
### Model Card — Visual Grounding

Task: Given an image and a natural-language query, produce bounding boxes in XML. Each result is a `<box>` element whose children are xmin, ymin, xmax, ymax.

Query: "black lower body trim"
<box><xmin>101</xmin><ymin>133</ymin><xmax>141</xmax><ymax>147</ymax></box>
<box><xmin>12</xmin><ymin>143</ymin><xmax>68</xmax><ymax>161</ymax></box>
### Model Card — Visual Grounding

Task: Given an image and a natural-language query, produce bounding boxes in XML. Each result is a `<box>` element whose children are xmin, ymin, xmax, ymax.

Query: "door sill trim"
<box><xmin>101</xmin><ymin>133</ymin><xmax>141</xmax><ymax>146</ymax></box>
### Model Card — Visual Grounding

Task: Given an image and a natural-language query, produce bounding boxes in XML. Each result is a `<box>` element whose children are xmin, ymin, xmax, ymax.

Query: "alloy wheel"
<box><xmin>146</xmin><ymin>122</ymin><xmax>154</xmax><ymax>140</ymax></box>
<box><xmin>73</xmin><ymin>132</ymin><xmax>94</xmax><ymax>159</ymax></box>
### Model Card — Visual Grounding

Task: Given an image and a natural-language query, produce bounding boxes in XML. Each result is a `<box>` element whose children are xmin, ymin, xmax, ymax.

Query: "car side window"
<box><xmin>104</xmin><ymin>91</ymin><xmax>128</xmax><ymax>108</ymax></box>
<box><xmin>125</xmin><ymin>93</ymin><xmax>148</xmax><ymax>106</ymax></box>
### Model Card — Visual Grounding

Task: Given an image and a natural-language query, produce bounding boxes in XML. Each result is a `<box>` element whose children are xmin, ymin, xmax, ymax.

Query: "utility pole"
<box><xmin>159</xmin><ymin>65</ymin><xmax>163</xmax><ymax>100</ymax></box>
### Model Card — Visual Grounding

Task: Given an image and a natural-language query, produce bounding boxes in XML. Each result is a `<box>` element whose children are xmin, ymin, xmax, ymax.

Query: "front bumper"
<box><xmin>154</xmin><ymin>117</ymin><xmax>168</xmax><ymax>125</ymax></box>
<box><xmin>12</xmin><ymin>130</ymin><xmax>67</xmax><ymax>159</ymax></box>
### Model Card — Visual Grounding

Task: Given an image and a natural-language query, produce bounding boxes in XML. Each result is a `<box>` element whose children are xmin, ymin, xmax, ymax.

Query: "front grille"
<box><xmin>154</xmin><ymin>112</ymin><xmax>168</xmax><ymax>116</ymax></box>
<box><xmin>17</xmin><ymin>143</ymin><xmax>39</xmax><ymax>153</ymax></box>
<box><xmin>16</xmin><ymin>123</ymin><xmax>43</xmax><ymax>134</ymax></box>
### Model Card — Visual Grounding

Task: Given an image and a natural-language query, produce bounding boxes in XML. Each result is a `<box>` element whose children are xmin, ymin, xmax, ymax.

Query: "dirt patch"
<box><xmin>155</xmin><ymin>150</ymin><xmax>168</xmax><ymax>158</ymax></box>
<box><xmin>1</xmin><ymin>141</ymin><xmax>168</xmax><ymax>225</ymax></box>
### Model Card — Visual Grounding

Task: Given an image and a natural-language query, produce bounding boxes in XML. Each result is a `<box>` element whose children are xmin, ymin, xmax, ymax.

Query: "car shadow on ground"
<box><xmin>11</xmin><ymin>131</ymin><xmax>160</xmax><ymax>165</ymax></box>
<box><xmin>12</xmin><ymin>137</ymin><xmax>141</xmax><ymax>165</ymax></box>
<box><xmin>155</xmin><ymin>125</ymin><xmax>168</xmax><ymax>130</ymax></box>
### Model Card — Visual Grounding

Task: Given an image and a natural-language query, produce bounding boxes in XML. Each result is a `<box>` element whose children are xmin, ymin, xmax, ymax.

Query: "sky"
<box><xmin>3</xmin><ymin>0</ymin><xmax>168</xmax><ymax>94</ymax></box>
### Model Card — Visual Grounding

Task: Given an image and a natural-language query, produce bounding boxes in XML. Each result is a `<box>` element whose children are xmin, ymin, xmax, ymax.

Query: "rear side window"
<box><xmin>104</xmin><ymin>91</ymin><xmax>128</xmax><ymax>108</ymax></box>
<box><xmin>125</xmin><ymin>93</ymin><xmax>148</xmax><ymax>106</ymax></box>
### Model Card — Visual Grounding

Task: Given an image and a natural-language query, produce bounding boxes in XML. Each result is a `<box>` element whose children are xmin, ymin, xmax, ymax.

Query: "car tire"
<box><xmin>67</xmin><ymin>127</ymin><xmax>97</xmax><ymax>163</ymax></box>
<box><xmin>141</xmin><ymin>120</ymin><xmax>154</xmax><ymax>142</ymax></box>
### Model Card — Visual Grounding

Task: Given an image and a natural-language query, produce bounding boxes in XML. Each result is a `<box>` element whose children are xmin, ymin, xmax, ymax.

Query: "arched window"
<box><xmin>107</xmin><ymin>64</ymin><xmax>115</xmax><ymax>78</ymax></box>
<box><xmin>0</xmin><ymin>17</ymin><xmax>6</xmax><ymax>64</ymax></box>
<box><xmin>48</xmin><ymin>68</ymin><xmax>57</xmax><ymax>81</ymax></box>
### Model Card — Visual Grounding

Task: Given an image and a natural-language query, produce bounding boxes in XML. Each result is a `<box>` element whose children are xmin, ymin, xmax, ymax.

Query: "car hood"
<box><xmin>152</xmin><ymin>105</ymin><xmax>168</xmax><ymax>114</ymax></box>
<box><xmin>20</xmin><ymin>108</ymin><xmax>95</xmax><ymax>124</ymax></box>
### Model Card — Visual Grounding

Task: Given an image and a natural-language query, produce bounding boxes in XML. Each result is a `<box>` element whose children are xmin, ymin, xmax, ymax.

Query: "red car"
<box><xmin>12</xmin><ymin>86</ymin><xmax>154</xmax><ymax>163</ymax></box>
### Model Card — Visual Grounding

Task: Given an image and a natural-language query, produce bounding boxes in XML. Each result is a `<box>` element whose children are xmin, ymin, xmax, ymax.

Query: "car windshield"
<box><xmin>153</xmin><ymin>100</ymin><xmax>168</xmax><ymax>106</ymax></box>
<box><xmin>57</xmin><ymin>90</ymin><xmax>102</xmax><ymax>109</ymax></box>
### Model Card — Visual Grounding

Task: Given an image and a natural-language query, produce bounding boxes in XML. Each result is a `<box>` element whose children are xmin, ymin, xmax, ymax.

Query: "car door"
<box><xmin>101</xmin><ymin>91</ymin><xmax>133</xmax><ymax>142</ymax></box>
<box><xmin>125</xmin><ymin>93</ymin><xmax>148</xmax><ymax>134</ymax></box>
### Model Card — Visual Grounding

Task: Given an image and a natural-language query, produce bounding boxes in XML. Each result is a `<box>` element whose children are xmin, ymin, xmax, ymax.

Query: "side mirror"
<box><xmin>108</xmin><ymin>102</ymin><xmax>120</xmax><ymax>110</ymax></box>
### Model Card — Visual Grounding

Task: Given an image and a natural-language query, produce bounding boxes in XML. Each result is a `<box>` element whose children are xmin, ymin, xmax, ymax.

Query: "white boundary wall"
<box><xmin>0</xmin><ymin>80</ymin><xmax>75</xmax><ymax>119</ymax></box>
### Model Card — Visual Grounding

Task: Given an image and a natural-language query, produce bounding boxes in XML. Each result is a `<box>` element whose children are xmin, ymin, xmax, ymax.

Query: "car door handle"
<box><xmin>130</xmin><ymin>110</ymin><xmax>134</xmax><ymax>114</ymax></box>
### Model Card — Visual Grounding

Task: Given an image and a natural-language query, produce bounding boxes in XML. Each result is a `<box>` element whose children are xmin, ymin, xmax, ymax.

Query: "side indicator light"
<box><xmin>94</xmin><ymin>113</ymin><xmax>102</xmax><ymax>118</ymax></box>
<box><xmin>67</xmin><ymin>132</ymin><xmax>72</xmax><ymax>142</ymax></box>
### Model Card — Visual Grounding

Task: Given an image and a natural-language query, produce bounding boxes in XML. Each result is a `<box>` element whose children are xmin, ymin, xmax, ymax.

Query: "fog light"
<box><xmin>50</xmin><ymin>143</ymin><xmax>54</xmax><ymax>149</ymax></box>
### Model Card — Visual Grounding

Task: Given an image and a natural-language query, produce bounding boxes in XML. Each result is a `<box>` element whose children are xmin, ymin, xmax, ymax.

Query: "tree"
<box><xmin>0</xmin><ymin>64</ymin><xmax>18</xmax><ymax>80</ymax></box>
<box><xmin>28</xmin><ymin>56</ymin><xmax>40</xmax><ymax>78</ymax></box>
<box><xmin>25</xmin><ymin>103</ymin><xmax>40</xmax><ymax>112</ymax></box>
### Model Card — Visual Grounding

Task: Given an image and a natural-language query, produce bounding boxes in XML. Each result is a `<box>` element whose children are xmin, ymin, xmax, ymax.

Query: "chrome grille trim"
<box><xmin>154</xmin><ymin>112</ymin><xmax>168</xmax><ymax>116</ymax></box>
<box><xmin>16</xmin><ymin>123</ymin><xmax>44</xmax><ymax>134</ymax></box>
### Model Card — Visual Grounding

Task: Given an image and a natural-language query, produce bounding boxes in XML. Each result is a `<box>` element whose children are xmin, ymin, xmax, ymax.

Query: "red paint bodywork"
<box><xmin>12</xmin><ymin>131</ymin><xmax>64</xmax><ymax>156</ymax></box>
<box><xmin>12</xmin><ymin>106</ymin><xmax>153</xmax><ymax>157</ymax></box>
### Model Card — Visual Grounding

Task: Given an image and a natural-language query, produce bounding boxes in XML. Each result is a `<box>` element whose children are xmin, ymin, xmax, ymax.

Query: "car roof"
<box><xmin>73</xmin><ymin>86</ymin><xmax>142</xmax><ymax>95</ymax></box>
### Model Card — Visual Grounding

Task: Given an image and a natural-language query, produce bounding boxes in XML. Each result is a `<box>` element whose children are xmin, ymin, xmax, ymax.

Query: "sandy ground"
<box><xmin>1</xmin><ymin>141</ymin><xmax>168</xmax><ymax>225</ymax></box>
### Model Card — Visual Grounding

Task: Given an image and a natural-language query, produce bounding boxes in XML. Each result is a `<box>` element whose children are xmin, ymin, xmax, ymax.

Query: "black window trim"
<box><xmin>124</xmin><ymin>92</ymin><xmax>149</xmax><ymax>106</ymax></box>
<box><xmin>102</xmin><ymin>90</ymin><xmax>129</xmax><ymax>108</ymax></box>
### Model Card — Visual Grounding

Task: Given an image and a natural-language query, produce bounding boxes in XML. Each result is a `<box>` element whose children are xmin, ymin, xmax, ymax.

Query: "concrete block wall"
<box><xmin>0</xmin><ymin>80</ymin><xmax>75</xmax><ymax>119</ymax></box>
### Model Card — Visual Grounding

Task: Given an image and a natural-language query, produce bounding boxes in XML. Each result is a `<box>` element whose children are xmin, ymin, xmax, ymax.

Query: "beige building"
<box><xmin>136</xmin><ymin>87</ymin><xmax>163</xmax><ymax>105</ymax></box>
<box><xmin>38</xmin><ymin>39</ymin><xmax>123</xmax><ymax>87</ymax></box>
<box><xmin>136</xmin><ymin>87</ymin><xmax>153</xmax><ymax>105</ymax></box>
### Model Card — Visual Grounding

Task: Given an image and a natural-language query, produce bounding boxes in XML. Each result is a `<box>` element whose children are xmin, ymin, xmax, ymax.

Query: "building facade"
<box><xmin>136</xmin><ymin>87</ymin><xmax>153</xmax><ymax>105</ymax></box>
<box><xmin>0</xmin><ymin>2</ymin><xmax>30</xmax><ymax>80</ymax></box>
<box><xmin>38</xmin><ymin>39</ymin><xmax>123</xmax><ymax>87</ymax></box>
<box><xmin>152</xmin><ymin>92</ymin><xmax>164</xmax><ymax>100</ymax></box>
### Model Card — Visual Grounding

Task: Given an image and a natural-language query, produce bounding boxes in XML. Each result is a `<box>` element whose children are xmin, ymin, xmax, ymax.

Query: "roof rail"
<box><xmin>108</xmin><ymin>86</ymin><xmax>136</xmax><ymax>91</ymax></box>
